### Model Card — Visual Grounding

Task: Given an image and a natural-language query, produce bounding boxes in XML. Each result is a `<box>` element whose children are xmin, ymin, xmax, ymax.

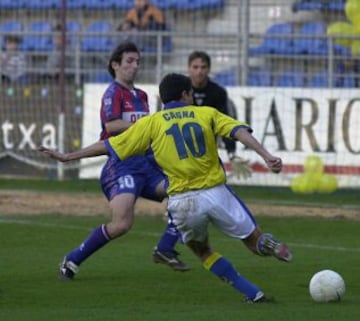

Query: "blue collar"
<box><xmin>163</xmin><ymin>101</ymin><xmax>188</xmax><ymax>110</ymax></box>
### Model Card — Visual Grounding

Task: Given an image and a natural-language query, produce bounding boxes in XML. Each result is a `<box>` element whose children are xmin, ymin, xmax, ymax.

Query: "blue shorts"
<box><xmin>100</xmin><ymin>155</ymin><xmax>165</xmax><ymax>202</ymax></box>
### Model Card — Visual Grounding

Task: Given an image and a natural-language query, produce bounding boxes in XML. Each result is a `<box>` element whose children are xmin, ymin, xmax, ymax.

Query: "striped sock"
<box><xmin>203</xmin><ymin>252</ymin><xmax>261</xmax><ymax>300</ymax></box>
<box><xmin>67</xmin><ymin>224</ymin><xmax>111</xmax><ymax>265</ymax></box>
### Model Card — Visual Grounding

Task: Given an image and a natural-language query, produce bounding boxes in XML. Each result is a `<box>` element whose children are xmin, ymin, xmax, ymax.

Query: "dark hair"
<box><xmin>5</xmin><ymin>34</ymin><xmax>21</xmax><ymax>44</ymax></box>
<box><xmin>107</xmin><ymin>41</ymin><xmax>140</xmax><ymax>78</ymax></box>
<box><xmin>159</xmin><ymin>73</ymin><xmax>192</xmax><ymax>104</ymax></box>
<box><xmin>187</xmin><ymin>51</ymin><xmax>211</xmax><ymax>68</ymax></box>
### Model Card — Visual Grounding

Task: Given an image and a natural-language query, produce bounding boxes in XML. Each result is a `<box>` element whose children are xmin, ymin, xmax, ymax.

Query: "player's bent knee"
<box><xmin>107</xmin><ymin>220</ymin><xmax>133</xmax><ymax>238</ymax></box>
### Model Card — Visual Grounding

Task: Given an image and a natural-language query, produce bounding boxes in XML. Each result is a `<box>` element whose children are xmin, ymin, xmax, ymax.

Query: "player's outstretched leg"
<box><xmin>153</xmin><ymin>216</ymin><xmax>190</xmax><ymax>272</ymax></box>
<box><xmin>187</xmin><ymin>239</ymin><xmax>273</xmax><ymax>303</ymax></box>
<box><xmin>202</xmin><ymin>251</ymin><xmax>274</xmax><ymax>303</ymax></box>
<box><xmin>257</xmin><ymin>233</ymin><xmax>293</xmax><ymax>262</ymax></box>
<box><xmin>59</xmin><ymin>224</ymin><xmax>111</xmax><ymax>280</ymax></box>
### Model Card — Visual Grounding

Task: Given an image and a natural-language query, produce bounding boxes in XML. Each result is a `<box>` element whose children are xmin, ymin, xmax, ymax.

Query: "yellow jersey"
<box><xmin>107</xmin><ymin>103</ymin><xmax>251</xmax><ymax>195</ymax></box>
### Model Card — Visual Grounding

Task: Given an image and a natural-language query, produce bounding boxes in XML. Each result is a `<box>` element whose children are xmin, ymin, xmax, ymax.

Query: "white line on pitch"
<box><xmin>1</xmin><ymin>217</ymin><xmax>359</xmax><ymax>253</ymax></box>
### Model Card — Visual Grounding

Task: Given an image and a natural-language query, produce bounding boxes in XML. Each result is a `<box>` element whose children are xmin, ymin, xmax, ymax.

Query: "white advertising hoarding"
<box><xmin>81</xmin><ymin>85</ymin><xmax>360</xmax><ymax>187</ymax></box>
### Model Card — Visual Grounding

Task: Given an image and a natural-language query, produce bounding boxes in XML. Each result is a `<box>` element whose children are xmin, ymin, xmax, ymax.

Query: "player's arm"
<box><xmin>105</xmin><ymin>119</ymin><xmax>132</xmax><ymax>135</ymax></box>
<box><xmin>233</xmin><ymin>127</ymin><xmax>282</xmax><ymax>173</ymax></box>
<box><xmin>38</xmin><ymin>141</ymin><xmax>108</xmax><ymax>162</ymax></box>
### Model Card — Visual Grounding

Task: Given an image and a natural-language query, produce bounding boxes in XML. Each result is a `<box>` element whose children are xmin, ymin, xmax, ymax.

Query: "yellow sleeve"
<box><xmin>107</xmin><ymin>116</ymin><xmax>152</xmax><ymax>160</ymax></box>
<box><xmin>211</xmin><ymin>108</ymin><xmax>251</xmax><ymax>138</ymax></box>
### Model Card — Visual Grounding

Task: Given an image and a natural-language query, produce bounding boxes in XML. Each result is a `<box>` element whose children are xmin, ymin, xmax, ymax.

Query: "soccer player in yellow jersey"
<box><xmin>39</xmin><ymin>73</ymin><xmax>292</xmax><ymax>303</ymax></box>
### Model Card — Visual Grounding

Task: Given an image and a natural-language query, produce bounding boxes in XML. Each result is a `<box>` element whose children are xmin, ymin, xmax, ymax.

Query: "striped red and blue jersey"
<box><xmin>98</xmin><ymin>81</ymin><xmax>163</xmax><ymax>201</ymax></box>
<box><xmin>100</xmin><ymin>81</ymin><xmax>149</xmax><ymax>140</ymax></box>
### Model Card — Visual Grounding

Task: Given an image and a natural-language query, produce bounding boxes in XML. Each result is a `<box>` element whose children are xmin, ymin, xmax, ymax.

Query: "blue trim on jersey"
<box><xmin>105</xmin><ymin>139</ymin><xmax>121</xmax><ymax>161</ymax></box>
<box><xmin>163</xmin><ymin>102</ymin><xmax>188</xmax><ymax>110</ymax></box>
<box><xmin>230</xmin><ymin>125</ymin><xmax>253</xmax><ymax>137</ymax></box>
<box><xmin>225</xmin><ymin>184</ymin><xmax>257</xmax><ymax>226</ymax></box>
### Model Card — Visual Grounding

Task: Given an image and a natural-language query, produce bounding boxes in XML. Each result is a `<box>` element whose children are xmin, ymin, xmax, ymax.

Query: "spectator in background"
<box><xmin>125</xmin><ymin>0</ymin><xmax>166</xmax><ymax>31</ymax></box>
<box><xmin>0</xmin><ymin>35</ymin><xmax>27</xmax><ymax>83</ymax></box>
<box><xmin>121</xmin><ymin>0</ymin><xmax>166</xmax><ymax>51</ymax></box>
<box><xmin>116</xmin><ymin>19</ymin><xmax>139</xmax><ymax>44</ymax></box>
<box><xmin>43</xmin><ymin>24</ymin><xmax>74</xmax><ymax>82</ymax></box>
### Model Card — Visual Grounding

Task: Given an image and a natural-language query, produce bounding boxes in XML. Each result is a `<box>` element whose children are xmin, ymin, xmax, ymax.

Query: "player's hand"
<box><xmin>265</xmin><ymin>156</ymin><xmax>282</xmax><ymax>173</ymax></box>
<box><xmin>37</xmin><ymin>146</ymin><xmax>69</xmax><ymax>162</ymax></box>
<box><xmin>230</xmin><ymin>156</ymin><xmax>253</xmax><ymax>179</ymax></box>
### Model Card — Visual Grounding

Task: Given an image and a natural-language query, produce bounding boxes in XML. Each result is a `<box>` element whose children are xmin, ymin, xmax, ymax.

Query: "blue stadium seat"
<box><xmin>292</xmin><ymin>0</ymin><xmax>324</xmax><ymax>12</ymax></box>
<box><xmin>201</xmin><ymin>0</ymin><xmax>225</xmax><ymax>9</ymax></box>
<box><xmin>150</xmin><ymin>0</ymin><xmax>176</xmax><ymax>9</ymax></box>
<box><xmin>113</xmin><ymin>0</ymin><xmax>134</xmax><ymax>10</ymax></box>
<box><xmin>21</xmin><ymin>21</ymin><xmax>54</xmax><ymax>51</ymax></box>
<box><xmin>66</xmin><ymin>21</ymin><xmax>82</xmax><ymax>48</ymax></box>
<box><xmin>275</xmin><ymin>70</ymin><xmax>305</xmax><ymax>87</ymax></box>
<box><xmin>249</xmin><ymin>23</ymin><xmax>294</xmax><ymax>55</ymax></box>
<box><xmin>84</xmin><ymin>0</ymin><xmax>115</xmax><ymax>10</ymax></box>
<box><xmin>25</xmin><ymin>0</ymin><xmax>58</xmax><ymax>9</ymax></box>
<box><xmin>66</xmin><ymin>0</ymin><xmax>86</xmax><ymax>9</ymax></box>
<box><xmin>213</xmin><ymin>68</ymin><xmax>237</xmax><ymax>86</ymax></box>
<box><xmin>333</xmin><ymin>44</ymin><xmax>352</xmax><ymax>57</ymax></box>
<box><xmin>247</xmin><ymin>68</ymin><xmax>272</xmax><ymax>87</ymax></box>
<box><xmin>0</xmin><ymin>21</ymin><xmax>24</xmax><ymax>49</ymax></box>
<box><xmin>88</xmin><ymin>71</ymin><xmax>114</xmax><ymax>83</ymax></box>
<box><xmin>327</xmin><ymin>0</ymin><xmax>346</xmax><ymax>11</ymax></box>
<box><xmin>141</xmin><ymin>34</ymin><xmax>173</xmax><ymax>53</ymax></box>
<box><xmin>337</xmin><ymin>74</ymin><xmax>357</xmax><ymax>88</ymax></box>
<box><xmin>293</xmin><ymin>22</ymin><xmax>329</xmax><ymax>55</ymax></box>
<box><xmin>81</xmin><ymin>21</ymin><xmax>114</xmax><ymax>52</ymax></box>
<box><xmin>309</xmin><ymin>71</ymin><xmax>331</xmax><ymax>88</ymax></box>
<box><xmin>0</xmin><ymin>20</ymin><xmax>23</xmax><ymax>33</ymax></box>
<box><xmin>0</xmin><ymin>0</ymin><xmax>26</xmax><ymax>9</ymax></box>
<box><xmin>175</xmin><ymin>0</ymin><xmax>204</xmax><ymax>10</ymax></box>
<box><xmin>176</xmin><ymin>0</ymin><xmax>224</xmax><ymax>10</ymax></box>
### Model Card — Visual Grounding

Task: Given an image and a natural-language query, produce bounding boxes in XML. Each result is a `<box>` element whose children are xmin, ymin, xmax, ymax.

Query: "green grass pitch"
<box><xmin>0</xmin><ymin>214</ymin><xmax>359</xmax><ymax>321</ymax></box>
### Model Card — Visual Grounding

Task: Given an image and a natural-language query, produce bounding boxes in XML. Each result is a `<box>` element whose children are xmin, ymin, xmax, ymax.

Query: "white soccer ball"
<box><xmin>309</xmin><ymin>269</ymin><xmax>345</xmax><ymax>303</ymax></box>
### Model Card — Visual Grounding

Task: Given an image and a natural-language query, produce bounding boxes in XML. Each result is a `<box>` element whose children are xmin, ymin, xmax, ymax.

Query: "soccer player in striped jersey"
<box><xmin>39</xmin><ymin>73</ymin><xmax>292</xmax><ymax>302</ymax></box>
<box><xmin>57</xmin><ymin>42</ymin><xmax>188</xmax><ymax>280</ymax></box>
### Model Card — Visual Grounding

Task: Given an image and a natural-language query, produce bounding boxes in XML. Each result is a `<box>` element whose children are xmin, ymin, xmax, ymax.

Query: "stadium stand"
<box><xmin>292</xmin><ymin>0</ymin><xmax>324</xmax><ymax>12</ymax></box>
<box><xmin>337</xmin><ymin>73</ymin><xmax>357</xmax><ymax>88</ymax></box>
<box><xmin>274</xmin><ymin>69</ymin><xmax>305</xmax><ymax>87</ymax></box>
<box><xmin>65</xmin><ymin>0</ymin><xmax>86</xmax><ymax>9</ymax></box>
<box><xmin>175</xmin><ymin>0</ymin><xmax>225</xmax><ymax>10</ymax></box>
<box><xmin>0</xmin><ymin>0</ymin><xmax>356</xmax><ymax>87</ymax></box>
<box><xmin>150</xmin><ymin>0</ymin><xmax>177</xmax><ymax>10</ymax></box>
<box><xmin>246</xmin><ymin>68</ymin><xmax>272</xmax><ymax>87</ymax></box>
<box><xmin>81</xmin><ymin>21</ymin><xmax>114</xmax><ymax>52</ymax></box>
<box><xmin>0</xmin><ymin>0</ymin><xmax>26</xmax><ymax>9</ymax></box>
<box><xmin>309</xmin><ymin>70</ymin><xmax>331</xmax><ymax>87</ymax></box>
<box><xmin>249</xmin><ymin>23</ymin><xmax>295</xmax><ymax>55</ymax></box>
<box><xmin>293</xmin><ymin>21</ymin><xmax>329</xmax><ymax>55</ymax></box>
<box><xmin>292</xmin><ymin>0</ymin><xmax>346</xmax><ymax>12</ymax></box>
<box><xmin>84</xmin><ymin>0</ymin><xmax>116</xmax><ymax>10</ymax></box>
<box><xmin>21</xmin><ymin>20</ymin><xmax>54</xmax><ymax>51</ymax></box>
<box><xmin>213</xmin><ymin>68</ymin><xmax>237</xmax><ymax>86</ymax></box>
<box><xmin>0</xmin><ymin>21</ymin><xmax>23</xmax><ymax>48</ymax></box>
<box><xmin>25</xmin><ymin>0</ymin><xmax>58</xmax><ymax>9</ymax></box>
<box><xmin>327</xmin><ymin>0</ymin><xmax>346</xmax><ymax>11</ymax></box>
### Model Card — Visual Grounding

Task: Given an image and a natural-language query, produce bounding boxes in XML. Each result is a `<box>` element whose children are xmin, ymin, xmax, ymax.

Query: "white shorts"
<box><xmin>168</xmin><ymin>184</ymin><xmax>257</xmax><ymax>243</ymax></box>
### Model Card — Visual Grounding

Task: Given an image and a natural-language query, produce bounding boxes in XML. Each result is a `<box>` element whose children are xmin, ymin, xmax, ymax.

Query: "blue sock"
<box><xmin>67</xmin><ymin>224</ymin><xmax>111</xmax><ymax>266</ymax></box>
<box><xmin>203</xmin><ymin>252</ymin><xmax>261</xmax><ymax>300</ymax></box>
<box><xmin>156</xmin><ymin>219</ymin><xmax>180</xmax><ymax>253</ymax></box>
